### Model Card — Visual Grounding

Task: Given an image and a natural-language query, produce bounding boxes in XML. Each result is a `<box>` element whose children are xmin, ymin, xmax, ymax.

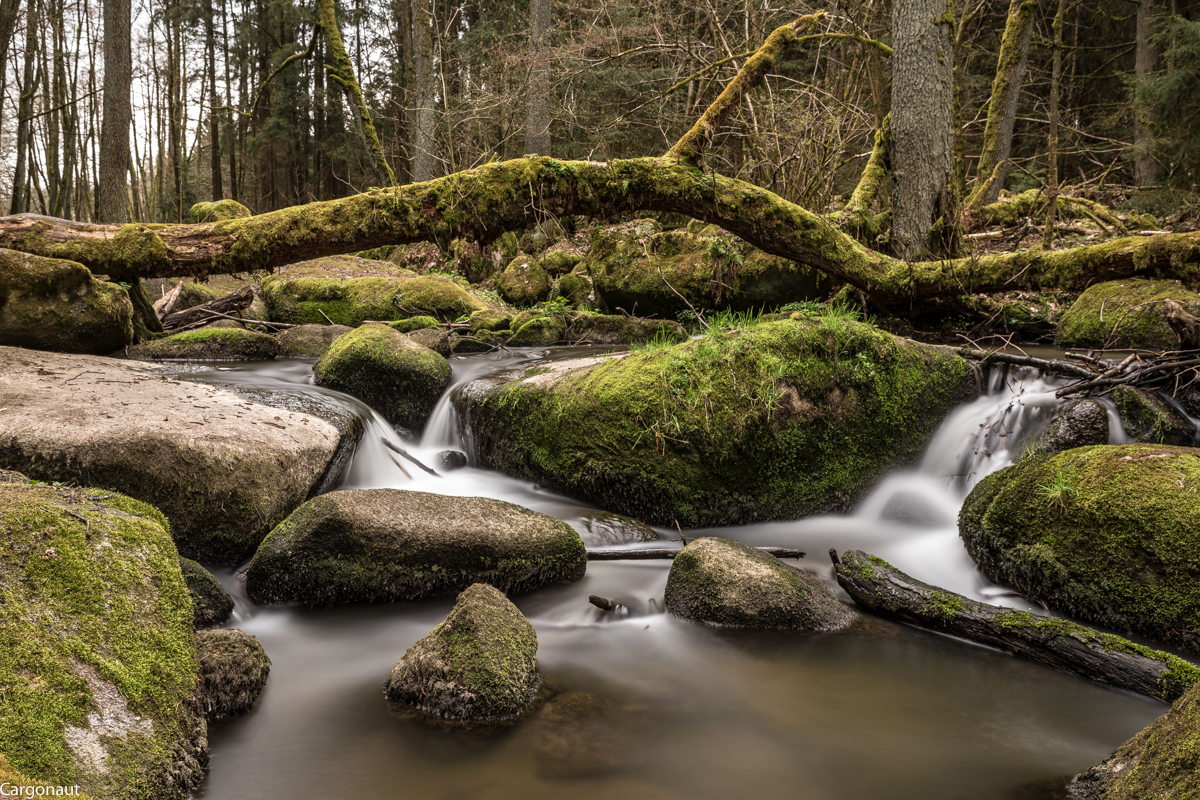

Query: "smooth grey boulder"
<box><xmin>385</xmin><ymin>583</ymin><xmax>539</xmax><ymax>723</ymax></box>
<box><xmin>437</xmin><ymin>450</ymin><xmax>468</xmax><ymax>471</ymax></box>
<box><xmin>179</xmin><ymin>557</ymin><xmax>234</xmax><ymax>629</ymax></box>
<box><xmin>664</xmin><ymin>538</ymin><xmax>857</xmax><ymax>630</ymax></box>
<box><xmin>244</xmin><ymin>489</ymin><xmax>587</xmax><ymax>606</ymax></box>
<box><xmin>195</xmin><ymin>628</ymin><xmax>271</xmax><ymax>720</ymax></box>
<box><xmin>1035</xmin><ymin>399</ymin><xmax>1110</xmax><ymax>454</ymax></box>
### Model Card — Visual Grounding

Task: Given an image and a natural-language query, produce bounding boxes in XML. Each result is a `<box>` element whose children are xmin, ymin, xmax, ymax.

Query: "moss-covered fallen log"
<box><xmin>831</xmin><ymin>549</ymin><xmax>1200</xmax><ymax>702</ymax></box>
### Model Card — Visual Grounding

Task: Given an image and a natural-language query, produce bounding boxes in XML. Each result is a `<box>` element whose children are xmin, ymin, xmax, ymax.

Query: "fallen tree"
<box><xmin>0</xmin><ymin>18</ymin><xmax>1196</xmax><ymax>315</ymax></box>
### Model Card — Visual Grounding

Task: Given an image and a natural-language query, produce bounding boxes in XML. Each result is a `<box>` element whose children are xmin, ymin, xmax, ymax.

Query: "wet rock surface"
<box><xmin>195</xmin><ymin>628</ymin><xmax>271</xmax><ymax>720</ymax></box>
<box><xmin>1035</xmin><ymin>399</ymin><xmax>1110</xmax><ymax>454</ymax></box>
<box><xmin>179</xmin><ymin>557</ymin><xmax>234</xmax><ymax>629</ymax></box>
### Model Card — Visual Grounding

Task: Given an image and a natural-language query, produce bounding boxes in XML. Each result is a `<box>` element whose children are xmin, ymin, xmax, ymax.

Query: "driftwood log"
<box><xmin>956</xmin><ymin>348</ymin><xmax>1095</xmax><ymax>380</ymax></box>
<box><xmin>161</xmin><ymin>286</ymin><xmax>255</xmax><ymax>330</ymax></box>
<box><xmin>587</xmin><ymin>546</ymin><xmax>805</xmax><ymax>561</ymax></box>
<box><xmin>831</xmin><ymin>549</ymin><xmax>1199</xmax><ymax>702</ymax></box>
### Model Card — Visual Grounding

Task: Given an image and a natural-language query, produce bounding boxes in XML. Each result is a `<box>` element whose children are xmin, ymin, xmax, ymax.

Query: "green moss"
<box><xmin>263</xmin><ymin>268</ymin><xmax>490</xmax><ymax>326</ymax></box>
<box><xmin>497</xmin><ymin>254</ymin><xmax>551</xmax><ymax>307</ymax></box>
<box><xmin>961</xmin><ymin>444</ymin><xmax>1200</xmax><ymax>652</ymax></box>
<box><xmin>508</xmin><ymin>315</ymin><xmax>568</xmax><ymax>346</ymax></box>
<box><xmin>178</xmin><ymin>558</ymin><xmax>233</xmax><ymax>629</ymax></box>
<box><xmin>468</xmin><ymin>316</ymin><xmax>974</xmax><ymax>527</ymax></box>
<box><xmin>1056</xmin><ymin>279</ymin><xmax>1200</xmax><ymax>349</ymax></box>
<box><xmin>389</xmin><ymin>315</ymin><xmax>440</xmax><ymax>333</ymax></box>
<box><xmin>468</xmin><ymin>309</ymin><xmax>513</xmax><ymax>333</ymax></box>
<box><xmin>923</xmin><ymin>591</ymin><xmax>966</xmax><ymax>619</ymax></box>
<box><xmin>189</xmin><ymin>200</ymin><xmax>251</xmax><ymax>223</ymax></box>
<box><xmin>1111</xmin><ymin>385</ymin><xmax>1196</xmax><ymax>445</ymax></box>
<box><xmin>126</xmin><ymin>327</ymin><xmax>280</xmax><ymax>361</ymax></box>
<box><xmin>0</xmin><ymin>486</ymin><xmax>202</xmax><ymax>798</ymax></box>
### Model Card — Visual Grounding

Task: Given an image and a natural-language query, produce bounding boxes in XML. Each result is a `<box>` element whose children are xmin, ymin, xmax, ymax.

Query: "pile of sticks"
<box><xmin>1053</xmin><ymin>350</ymin><xmax>1200</xmax><ymax>399</ymax></box>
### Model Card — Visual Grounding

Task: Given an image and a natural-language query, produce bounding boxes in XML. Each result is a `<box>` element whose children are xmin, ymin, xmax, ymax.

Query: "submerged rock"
<box><xmin>126</xmin><ymin>328</ymin><xmax>280</xmax><ymax>361</ymax></box>
<box><xmin>665</xmin><ymin>538</ymin><xmax>857</xmax><ymax>630</ymax></box>
<box><xmin>531</xmin><ymin>692</ymin><xmax>624</xmax><ymax>778</ymax></box>
<box><xmin>0</xmin><ymin>249</ymin><xmax>134</xmax><ymax>354</ymax></box>
<box><xmin>275</xmin><ymin>323</ymin><xmax>353</xmax><ymax>357</ymax></box>
<box><xmin>385</xmin><ymin>583</ymin><xmax>540</xmax><ymax>723</ymax></box>
<box><xmin>437</xmin><ymin>450</ymin><xmax>468</xmax><ymax>471</ymax></box>
<box><xmin>0</xmin><ymin>347</ymin><xmax>341</xmax><ymax>564</ymax></box>
<box><xmin>0</xmin><ymin>485</ymin><xmax>206</xmax><ymax>798</ymax></box>
<box><xmin>459</xmin><ymin>316</ymin><xmax>976</xmax><ymax>527</ymax></box>
<box><xmin>179</xmin><ymin>557</ymin><xmax>234</xmax><ymax>629</ymax></box>
<box><xmin>1056</xmin><ymin>279</ymin><xmax>1200</xmax><ymax>350</ymax></box>
<box><xmin>244</xmin><ymin>489</ymin><xmax>586</xmax><ymax>606</ymax></box>
<box><xmin>1035</xmin><ymin>399</ymin><xmax>1110</xmax><ymax>454</ymax></box>
<box><xmin>314</xmin><ymin>324</ymin><xmax>451</xmax><ymax>430</ymax></box>
<box><xmin>577</xmin><ymin>511</ymin><xmax>658</xmax><ymax>546</ymax></box>
<box><xmin>960</xmin><ymin>444</ymin><xmax>1200</xmax><ymax>651</ymax></box>
<box><xmin>195</xmin><ymin>628</ymin><xmax>271</xmax><ymax>721</ymax></box>
<box><xmin>1111</xmin><ymin>385</ymin><xmax>1195</xmax><ymax>445</ymax></box>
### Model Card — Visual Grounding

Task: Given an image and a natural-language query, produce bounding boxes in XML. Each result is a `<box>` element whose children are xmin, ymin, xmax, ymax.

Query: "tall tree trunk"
<box><xmin>10</xmin><ymin>0</ymin><xmax>38</xmax><ymax>215</ymax></box>
<box><xmin>99</xmin><ymin>0</ymin><xmax>131</xmax><ymax>221</ymax></box>
<box><xmin>1134</xmin><ymin>0</ymin><xmax>1159</xmax><ymax>187</ymax></box>
<box><xmin>967</xmin><ymin>0</ymin><xmax>1036</xmax><ymax>211</ymax></box>
<box><xmin>390</xmin><ymin>0</ymin><xmax>413</xmax><ymax>183</ymax></box>
<box><xmin>411</xmin><ymin>0</ymin><xmax>436</xmax><ymax>182</ymax></box>
<box><xmin>889</xmin><ymin>0</ymin><xmax>956</xmax><ymax>259</ymax></box>
<box><xmin>205</xmin><ymin>0</ymin><xmax>223</xmax><ymax>200</ymax></box>
<box><xmin>525</xmin><ymin>0</ymin><xmax>551</xmax><ymax>157</ymax></box>
<box><xmin>1042</xmin><ymin>0</ymin><xmax>1067</xmax><ymax>249</ymax></box>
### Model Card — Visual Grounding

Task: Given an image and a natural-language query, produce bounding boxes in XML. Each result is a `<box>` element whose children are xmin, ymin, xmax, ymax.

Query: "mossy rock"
<box><xmin>406</xmin><ymin>326</ymin><xmax>451</xmax><ymax>357</ymax></box>
<box><xmin>542</xmin><ymin>250</ymin><xmax>583</xmax><ymax>277</ymax></box>
<box><xmin>275</xmin><ymin>323</ymin><xmax>354</xmax><ymax>357</ymax></box>
<box><xmin>195</xmin><ymin>629</ymin><xmax>270</xmax><ymax>721</ymax></box>
<box><xmin>0</xmin><ymin>485</ymin><xmax>206</xmax><ymax>798</ymax></box>
<box><xmin>469</xmin><ymin>309</ymin><xmax>513</xmax><ymax>334</ymax></box>
<box><xmin>262</xmin><ymin>256</ymin><xmax>489</xmax><ymax>326</ymax></box>
<box><xmin>384</xmin><ymin>583</ymin><xmax>540</xmax><ymax>723</ymax></box>
<box><xmin>0</xmin><ymin>250</ymin><xmax>134</xmax><ymax>354</ymax></box>
<box><xmin>583</xmin><ymin>220</ymin><xmax>833</xmax><ymax>316</ymax></box>
<box><xmin>1111</xmin><ymin>385</ymin><xmax>1196</xmax><ymax>445</ymax></box>
<box><xmin>389</xmin><ymin>315</ymin><xmax>440</xmax><ymax>333</ymax></box>
<box><xmin>189</xmin><ymin>199</ymin><xmax>252</xmax><ymax>223</ymax></box>
<box><xmin>179</xmin><ymin>557</ymin><xmax>233</xmax><ymax>629</ymax></box>
<box><xmin>508</xmin><ymin>315</ymin><xmax>568</xmax><ymax>346</ymax></box>
<box><xmin>126</xmin><ymin>328</ymin><xmax>280</xmax><ymax>361</ymax></box>
<box><xmin>0</xmin><ymin>347</ymin><xmax>342</xmax><ymax>565</ymax></box>
<box><xmin>0</xmin><ymin>468</ymin><xmax>30</xmax><ymax>484</ymax></box>
<box><xmin>568</xmin><ymin>312</ymin><xmax>687</xmax><ymax>345</ymax></box>
<box><xmin>555</xmin><ymin>273</ymin><xmax>591</xmax><ymax>306</ymax></box>
<box><xmin>665</xmin><ymin>538</ymin><xmax>857</xmax><ymax>630</ymax></box>
<box><xmin>1034</xmin><ymin>399</ymin><xmax>1109</xmax><ymax>454</ymax></box>
<box><xmin>167</xmin><ymin>281</ymin><xmax>220</xmax><ymax>313</ymax></box>
<box><xmin>959</xmin><ymin>444</ymin><xmax>1200</xmax><ymax>651</ymax></box>
<box><xmin>1056</xmin><ymin>279</ymin><xmax>1200</xmax><ymax>350</ymax></box>
<box><xmin>313</xmin><ymin>324</ymin><xmax>451</xmax><ymax>430</ymax></box>
<box><xmin>1070</xmin><ymin>678</ymin><xmax>1200</xmax><ymax>799</ymax></box>
<box><xmin>497</xmin><ymin>254</ymin><xmax>551</xmax><ymax>307</ymax></box>
<box><xmin>459</xmin><ymin>317</ymin><xmax>976</xmax><ymax>527</ymax></box>
<box><xmin>244</xmin><ymin>488</ymin><xmax>586</xmax><ymax>606</ymax></box>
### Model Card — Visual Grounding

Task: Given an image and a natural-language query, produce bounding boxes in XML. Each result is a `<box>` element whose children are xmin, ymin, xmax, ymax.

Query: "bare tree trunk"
<box><xmin>390</xmin><ymin>0</ymin><xmax>413</xmax><ymax>183</ymax></box>
<box><xmin>889</xmin><ymin>0</ymin><xmax>956</xmax><ymax>259</ymax></box>
<box><xmin>411</xmin><ymin>0</ymin><xmax>436</xmax><ymax>182</ymax></box>
<box><xmin>1043</xmin><ymin>0</ymin><xmax>1067</xmax><ymax>249</ymax></box>
<box><xmin>1134</xmin><ymin>0</ymin><xmax>1159</xmax><ymax>187</ymax></box>
<box><xmin>10</xmin><ymin>0</ymin><xmax>38</xmax><ymax>215</ymax></box>
<box><xmin>525</xmin><ymin>0</ymin><xmax>551</xmax><ymax>157</ymax></box>
<box><xmin>205</xmin><ymin>0</ymin><xmax>223</xmax><ymax>201</ymax></box>
<box><xmin>99</xmin><ymin>0</ymin><xmax>131</xmax><ymax>222</ymax></box>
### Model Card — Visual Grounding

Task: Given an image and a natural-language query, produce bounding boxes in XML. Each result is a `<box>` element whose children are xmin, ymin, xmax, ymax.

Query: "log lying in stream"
<box><xmin>161</xmin><ymin>285</ymin><xmax>255</xmax><ymax>330</ymax></box>
<box><xmin>830</xmin><ymin>548</ymin><xmax>1200</xmax><ymax>702</ymax></box>
<box><xmin>587</xmin><ymin>546</ymin><xmax>805</xmax><ymax>561</ymax></box>
<box><xmin>956</xmin><ymin>347</ymin><xmax>1096</xmax><ymax>380</ymax></box>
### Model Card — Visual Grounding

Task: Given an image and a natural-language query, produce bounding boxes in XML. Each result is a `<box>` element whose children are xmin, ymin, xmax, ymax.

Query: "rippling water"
<box><xmin>187</xmin><ymin>350</ymin><xmax>1163</xmax><ymax>800</ymax></box>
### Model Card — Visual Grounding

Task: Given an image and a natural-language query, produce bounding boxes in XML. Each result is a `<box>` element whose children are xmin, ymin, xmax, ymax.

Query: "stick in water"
<box><xmin>381</xmin><ymin>437</ymin><xmax>440</xmax><ymax>477</ymax></box>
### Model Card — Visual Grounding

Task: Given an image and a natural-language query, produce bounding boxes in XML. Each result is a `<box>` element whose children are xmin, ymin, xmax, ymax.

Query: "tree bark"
<box><xmin>832</xmin><ymin>549</ymin><xmax>1198</xmax><ymax>702</ymax></box>
<box><xmin>161</xmin><ymin>285</ymin><xmax>254</xmax><ymax>330</ymax></box>
<box><xmin>1042</xmin><ymin>0</ymin><xmax>1066</xmax><ymax>249</ymax></box>
<box><xmin>889</xmin><ymin>0</ymin><xmax>956</xmax><ymax>258</ymax></box>
<box><xmin>411</xmin><ymin>0</ymin><xmax>436</xmax><ymax>182</ymax></box>
<box><xmin>1134</xmin><ymin>0</ymin><xmax>1159</xmax><ymax>187</ymax></box>
<box><xmin>205</xmin><ymin>0</ymin><xmax>223</xmax><ymax>202</ymax></box>
<box><xmin>524</xmin><ymin>0</ymin><xmax>551</xmax><ymax>157</ymax></box>
<box><xmin>10</xmin><ymin>0</ymin><xmax>38</xmax><ymax>215</ymax></box>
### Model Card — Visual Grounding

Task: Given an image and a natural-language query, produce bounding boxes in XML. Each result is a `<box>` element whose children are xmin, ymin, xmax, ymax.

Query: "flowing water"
<box><xmin>186</xmin><ymin>350</ymin><xmax>1164</xmax><ymax>800</ymax></box>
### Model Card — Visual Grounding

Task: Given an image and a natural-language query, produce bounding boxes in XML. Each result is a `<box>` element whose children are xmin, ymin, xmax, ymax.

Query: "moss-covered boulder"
<box><xmin>1035</xmin><ymin>399</ymin><xmax>1109</xmax><ymax>454</ymax></box>
<box><xmin>0</xmin><ymin>250</ymin><xmax>134</xmax><ymax>354</ymax></box>
<box><xmin>0</xmin><ymin>485</ymin><xmax>206</xmax><ymax>798</ymax></box>
<box><xmin>195</xmin><ymin>629</ymin><xmax>270</xmax><ymax>721</ymax></box>
<box><xmin>313</xmin><ymin>324</ymin><xmax>451</xmax><ymax>430</ymax></box>
<box><xmin>179</xmin><ymin>558</ymin><xmax>234</xmax><ymax>629</ymax></box>
<box><xmin>459</xmin><ymin>316</ymin><xmax>976</xmax><ymax>526</ymax></box>
<box><xmin>1070</xmin><ymin>678</ymin><xmax>1200</xmax><ymax>799</ymax></box>
<box><xmin>389</xmin><ymin>315</ymin><xmax>440</xmax><ymax>333</ymax></box>
<box><xmin>960</xmin><ymin>444</ymin><xmax>1200</xmax><ymax>651</ymax></box>
<box><xmin>262</xmin><ymin>256</ymin><xmax>490</xmax><ymax>325</ymax></box>
<box><xmin>244</xmin><ymin>488</ymin><xmax>586</xmax><ymax>606</ymax></box>
<box><xmin>508</xmin><ymin>314</ymin><xmax>568</xmax><ymax>347</ymax></box>
<box><xmin>555</xmin><ymin>272</ymin><xmax>591</xmax><ymax>306</ymax></box>
<box><xmin>469</xmin><ymin>309</ymin><xmax>513</xmax><ymax>334</ymax></box>
<box><xmin>0</xmin><ymin>468</ymin><xmax>29</xmax><ymax>484</ymax></box>
<box><xmin>275</xmin><ymin>323</ymin><xmax>353</xmax><ymax>357</ymax></box>
<box><xmin>126</xmin><ymin>328</ymin><xmax>280</xmax><ymax>361</ymax></box>
<box><xmin>166</xmin><ymin>281</ymin><xmax>219</xmax><ymax>313</ymax></box>
<box><xmin>665</xmin><ymin>538</ymin><xmax>857</xmax><ymax>629</ymax></box>
<box><xmin>1112</xmin><ymin>385</ymin><xmax>1196</xmax><ymax>445</ymax></box>
<box><xmin>583</xmin><ymin>220</ymin><xmax>833</xmax><ymax>316</ymax></box>
<box><xmin>568</xmin><ymin>312</ymin><xmax>687</xmax><ymax>345</ymax></box>
<box><xmin>0</xmin><ymin>347</ymin><xmax>342</xmax><ymax>564</ymax></box>
<box><xmin>384</xmin><ymin>583</ymin><xmax>540</xmax><ymax>723</ymax></box>
<box><xmin>405</xmin><ymin>326</ymin><xmax>451</xmax><ymax>357</ymax></box>
<box><xmin>1056</xmin><ymin>279</ymin><xmax>1200</xmax><ymax>350</ymax></box>
<box><xmin>189</xmin><ymin>199</ymin><xmax>252</xmax><ymax>223</ymax></box>
<box><xmin>497</xmin><ymin>254</ymin><xmax>551</xmax><ymax>307</ymax></box>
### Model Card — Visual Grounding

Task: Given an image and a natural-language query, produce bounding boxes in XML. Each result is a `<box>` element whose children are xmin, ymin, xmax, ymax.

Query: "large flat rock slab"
<box><xmin>0</xmin><ymin>346</ymin><xmax>341</xmax><ymax>564</ymax></box>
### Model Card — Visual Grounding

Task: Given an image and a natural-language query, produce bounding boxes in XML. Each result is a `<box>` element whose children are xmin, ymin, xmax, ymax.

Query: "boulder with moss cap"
<box><xmin>1111</xmin><ymin>385</ymin><xmax>1195</xmax><ymax>445</ymax></box>
<box><xmin>1056</xmin><ymin>279</ymin><xmax>1200</xmax><ymax>350</ymax></box>
<box><xmin>195</xmin><ymin>629</ymin><xmax>270</xmax><ymax>720</ymax></box>
<box><xmin>243</xmin><ymin>488</ymin><xmax>586</xmax><ymax>606</ymax></box>
<box><xmin>960</xmin><ymin>444</ymin><xmax>1200</xmax><ymax>652</ymax></box>
<box><xmin>179</xmin><ymin>558</ymin><xmax>234</xmax><ymax>629</ymax></box>
<box><xmin>0</xmin><ymin>249</ymin><xmax>134</xmax><ymax>354</ymax></box>
<box><xmin>459</xmin><ymin>316</ymin><xmax>976</xmax><ymax>527</ymax></box>
<box><xmin>189</xmin><ymin>199</ymin><xmax>252</xmax><ymax>223</ymax></box>
<box><xmin>385</xmin><ymin>583</ymin><xmax>540</xmax><ymax>723</ymax></box>
<box><xmin>314</xmin><ymin>324</ymin><xmax>451</xmax><ymax>429</ymax></box>
<box><xmin>275</xmin><ymin>323</ymin><xmax>353</xmax><ymax>357</ymax></box>
<box><xmin>127</xmin><ymin>328</ymin><xmax>280</xmax><ymax>361</ymax></box>
<box><xmin>497</xmin><ymin>254</ymin><xmax>551</xmax><ymax>307</ymax></box>
<box><xmin>0</xmin><ymin>347</ymin><xmax>342</xmax><ymax>564</ymax></box>
<box><xmin>0</xmin><ymin>484</ymin><xmax>206</xmax><ymax>798</ymax></box>
<box><xmin>665</xmin><ymin>537</ymin><xmax>857</xmax><ymax>629</ymax></box>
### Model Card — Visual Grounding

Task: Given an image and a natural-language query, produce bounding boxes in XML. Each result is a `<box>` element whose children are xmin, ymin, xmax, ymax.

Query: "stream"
<box><xmin>186</xmin><ymin>349</ymin><xmax>1163</xmax><ymax>800</ymax></box>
